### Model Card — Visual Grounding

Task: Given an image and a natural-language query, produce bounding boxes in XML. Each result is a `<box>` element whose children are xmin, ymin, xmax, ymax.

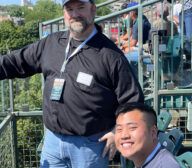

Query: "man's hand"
<box><xmin>99</xmin><ymin>131</ymin><xmax>117</xmax><ymax>160</ymax></box>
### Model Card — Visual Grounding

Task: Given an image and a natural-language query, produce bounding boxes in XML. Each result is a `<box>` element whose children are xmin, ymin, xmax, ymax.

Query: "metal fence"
<box><xmin>0</xmin><ymin>112</ymin><xmax>44</xmax><ymax>168</ymax></box>
<box><xmin>0</xmin><ymin>112</ymin><xmax>121</xmax><ymax>168</ymax></box>
<box><xmin>0</xmin><ymin>114</ymin><xmax>15</xmax><ymax>168</ymax></box>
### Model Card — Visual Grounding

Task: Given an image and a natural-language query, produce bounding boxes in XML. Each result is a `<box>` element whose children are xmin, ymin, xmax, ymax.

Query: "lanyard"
<box><xmin>60</xmin><ymin>27</ymin><xmax>97</xmax><ymax>74</ymax></box>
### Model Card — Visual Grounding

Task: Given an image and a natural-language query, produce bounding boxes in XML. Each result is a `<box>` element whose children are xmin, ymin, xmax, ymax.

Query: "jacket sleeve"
<box><xmin>110</xmin><ymin>55</ymin><xmax>144</xmax><ymax>105</ymax></box>
<box><xmin>0</xmin><ymin>38</ymin><xmax>46</xmax><ymax>80</ymax></box>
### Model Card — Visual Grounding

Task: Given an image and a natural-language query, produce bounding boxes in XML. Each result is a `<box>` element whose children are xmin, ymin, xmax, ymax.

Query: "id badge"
<box><xmin>50</xmin><ymin>78</ymin><xmax>65</xmax><ymax>101</ymax></box>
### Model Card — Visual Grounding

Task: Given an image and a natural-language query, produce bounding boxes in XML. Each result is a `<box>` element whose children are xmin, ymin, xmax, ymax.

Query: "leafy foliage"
<box><xmin>24</xmin><ymin>0</ymin><xmax>62</xmax><ymax>23</ymax></box>
<box><xmin>16</xmin><ymin>117</ymin><xmax>44</xmax><ymax>167</ymax></box>
<box><xmin>95</xmin><ymin>0</ymin><xmax>112</xmax><ymax>16</ymax></box>
<box><xmin>14</xmin><ymin>75</ymin><xmax>43</xmax><ymax>111</ymax></box>
<box><xmin>6</xmin><ymin>5</ymin><xmax>24</xmax><ymax>17</ymax></box>
<box><xmin>0</xmin><ymin>20</ymin><xmax>39</xmax><ymax>54</ymax></box>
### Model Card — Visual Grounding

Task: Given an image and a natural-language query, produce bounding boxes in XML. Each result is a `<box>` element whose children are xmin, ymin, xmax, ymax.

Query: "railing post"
<box><xmin>9</xmin><ymin>80</ymin><xmax>14</xmax><ymax>113</ymax></box>
<box><xmin>138</xmin><ymin>0</ymin><xmax>144</xmax><ymax>88</ymax></box>
<box><xmin>12</xmin><ymin>114</ymin><xmax>19</xmax><ymax>168</ymax></box>
<box><xmin>153</xmin><ymin>34</ymin><xmax>160</xmax><ymax>114</ymax></box>
<box><xmin>1</xmin><ymin>80</ymin><xmax>5</xmax><ymax>112</ymax></box>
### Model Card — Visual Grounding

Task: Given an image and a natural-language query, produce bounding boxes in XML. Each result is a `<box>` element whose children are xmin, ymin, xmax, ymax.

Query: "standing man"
<box><xmin>115</xmin><ymin>103</ymin><xmax>180</xmax><ymax>168</ymax></box>
<box><xmin>0</xmin><ymin>0</ymin><xmax>144</xmax><ymax>167</ymax></box>
<box><xmin>121</xmin><ymin>2</ymin><xmax>151</xmax><ymax>53</ymax></box>
<box><xmin>181</xmin><ymin>0</ymin><xmax>192</xmax><ymax>58</ymax></box>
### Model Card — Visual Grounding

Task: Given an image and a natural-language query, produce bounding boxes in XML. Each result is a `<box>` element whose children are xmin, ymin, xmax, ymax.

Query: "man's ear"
<box><xmin>92</xmin><ymin>4</ymin><xmax>96</xmax><ymax>14</ymax></box>
<box><xmin>151</xmin><ymin>125</ymin><xmax>158</xmax><ymax>141</ymax></box>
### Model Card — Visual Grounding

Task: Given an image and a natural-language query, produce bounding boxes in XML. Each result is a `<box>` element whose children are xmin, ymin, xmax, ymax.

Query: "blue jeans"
<box><xmin>40</xmin><ymin>129</ymin><xmax>108</xmax><ymax>168</ymax></box>
<box><xmin>180</xmin><ymin>8</ymin><xmax>192</xmax><ymax>53</ymax></box>
<box><xmin>184</xmin><ymin>8</ymin><xmax>192</xmax><ymax>43</ymax></box>
<box><xmin>125</xmin><ymin>50</ymin><xmax>151</xmax><ymax>64</ymax></box>
<box><xmin>125</xmin><ymin>50</ymin><xmax>152</xmax><ymax>76</ymax></box>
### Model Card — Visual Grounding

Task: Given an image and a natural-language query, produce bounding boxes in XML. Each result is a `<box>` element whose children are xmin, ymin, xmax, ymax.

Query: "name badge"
<box><xmin>50</xmin><ymin>78</ymin><xmax>65</xmax><ymax>101</ymax></box>
<box><xmin>76</xmin><ymin>72</ymin><xmax>93</xmax><ymax>86</ymax></box>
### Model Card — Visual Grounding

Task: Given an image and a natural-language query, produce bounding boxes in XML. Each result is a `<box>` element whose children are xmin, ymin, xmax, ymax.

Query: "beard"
<box><xmin>66</xmin><ymin>17</ymin><xmax>93</xmax><ymax>34</ymax></box>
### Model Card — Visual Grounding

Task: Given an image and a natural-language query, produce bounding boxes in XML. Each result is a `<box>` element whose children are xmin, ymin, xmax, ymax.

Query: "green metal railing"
<box><xmin>0</xmin><ymin>114</ymin><xmax>15</xmax><ymax>168</ymax></box>
<box><xmin>0</xmin><ymin>112</ymin><xmax>44</xmax><ymax>168</ymax></box>
<box><xmin>0</xmin><ymin>112</ymin><xmax>122</xmax><ymax>168</ymax></box>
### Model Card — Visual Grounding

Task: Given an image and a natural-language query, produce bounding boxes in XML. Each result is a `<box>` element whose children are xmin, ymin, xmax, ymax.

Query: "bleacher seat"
<box><xmin>157</xmin><ymin>111</ymin><xmax>172</xmax><ymax>131</ymax></box>
<box><xmin>158</xmin><ymin>128</ymin><xmax>184</xmax><ymax>155</ymax></box>
<box><xmin>176</xmin><ymin>152</ymin><xmax>192</xmax><ymax>168</ymax></box>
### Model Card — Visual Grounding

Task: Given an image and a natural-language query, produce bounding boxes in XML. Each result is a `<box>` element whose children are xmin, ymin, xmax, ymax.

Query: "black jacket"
<box><xmin>0</xmin><ymin>28</ymin><xmax>144</xmax><ymax>136</ymax></box>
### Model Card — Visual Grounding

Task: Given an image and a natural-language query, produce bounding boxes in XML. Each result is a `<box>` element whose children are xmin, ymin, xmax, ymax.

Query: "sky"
<box><xmin>0</xmin><ymin>0</ymin><xmax>36</xmax><ymax>6</ymax></box>
<box><xmin>0</xmin><ymin>0</ymin><xmax>61</xmax><ymax>6</ymax></box>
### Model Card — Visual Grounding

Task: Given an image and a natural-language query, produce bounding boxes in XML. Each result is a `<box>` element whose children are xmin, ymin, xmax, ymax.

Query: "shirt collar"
<box><xmin>59</xmin><ymin>29</ymin><xmax>102</xmax><ymax>50</ymax></box>
<box><xmin>140</xmin><ymin>143</ymin><xmax>161</xmax><ymax>168</ymax></box>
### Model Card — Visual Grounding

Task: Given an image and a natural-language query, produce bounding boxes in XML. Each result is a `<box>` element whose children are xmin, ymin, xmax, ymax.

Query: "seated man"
<box><xmin>115</xmin><ymin>2</ymin><xmax>133</xmax><ymax>47</ymax></box>
<box><xmin>115</xmin><ymin>103</ymin><xmax>180</xmax><ymax>168</ymax></box>
<box><xmin>121</xmin><ymin>2</ymin><xmax>151</xmax><ymax>64</ymax></box>
<box><xmin>121</xmin><ymin>2</ymin><xmax>151</xmax><ymax>52</ymax></box>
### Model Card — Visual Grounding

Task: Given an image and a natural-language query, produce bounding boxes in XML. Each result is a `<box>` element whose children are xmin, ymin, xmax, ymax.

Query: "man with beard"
<box><xmin>0</xmin><ymin>0</ymin><xmax>144</xmax><ymax>167</ymax></box>
<box><xmin>115</xmin><ymin>103</ymin><xmax>180</xmax><ymax>168</ymax></box>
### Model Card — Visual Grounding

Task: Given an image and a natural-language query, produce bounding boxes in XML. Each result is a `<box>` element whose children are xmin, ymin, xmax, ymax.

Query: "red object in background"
<box><xmin>110</xmin><ymin>27</ymin><xmax>119</xmax><ymax>40</ymax></box>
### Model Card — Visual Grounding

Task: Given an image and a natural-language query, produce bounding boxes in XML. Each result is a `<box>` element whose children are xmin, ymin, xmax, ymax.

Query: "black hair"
<box><xmin>116</xmin><ymin>103</ymin><xmax>157</xmax><ymax>127</ymax></box>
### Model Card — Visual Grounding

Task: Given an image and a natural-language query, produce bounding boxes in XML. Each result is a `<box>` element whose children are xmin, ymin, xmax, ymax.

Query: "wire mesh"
<box><xmin>0</xmin><ymin>114</ymin><xmax>122</xmax><ymax>168</ymax></box>
<box><xmin>16</xmin><ymin>116</ymin><xmax>44</xmax><ymax>168</ymax></box>
<box><xmin>160</xmin><ymin>95</ymin><xmax>192</xmax><ymax>146</ymax></box>
<box><xmin>0</xmin><ymin>122</ymin><xmax>14</xmax><ymax>168</ymax></box>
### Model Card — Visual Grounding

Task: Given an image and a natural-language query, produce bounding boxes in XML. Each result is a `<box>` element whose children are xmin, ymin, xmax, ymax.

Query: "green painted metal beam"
<box><xmin>95</xmin><ymin>0</ymin><xmax>162</xmax><ymax>23</ymax></box>
<box><xmin>13</xmin><ymin>111</ymin><xmax>43</xmax><ymax>117</ymax></box>
<box><xmin>158</xmin><ymin>89</ymin><xmax>192</xmax><ymax>96</ymax></box>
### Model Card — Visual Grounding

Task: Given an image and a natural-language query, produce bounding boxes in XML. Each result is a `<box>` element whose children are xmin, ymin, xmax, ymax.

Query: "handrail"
<box><xmin>13</xmin><ymin>111</ymin><xmax>43</xmax><ymax>117</ymax></box>
<box><xmin>40</xmin><ymin>16</ymin><xmax>64</xmax><ymax>26</ymax></box>
<box><xmin>95</xmin><ymin>0</ymin><xmax>161</xmax><ymax>23</ymax></box>
<box><xmin>158</xmin><ymin>89</ymin><xmax>192</xmax><ymax>96</ymax></box>
<box><xmin>0</xmin><ymin>111</ymin><xmax>43</xmax><ymax>133</ymax></box>
<box><xmin>96</xmin><ymin>0</ymin><xmax>119</xmax><ymax>8</ymax></box>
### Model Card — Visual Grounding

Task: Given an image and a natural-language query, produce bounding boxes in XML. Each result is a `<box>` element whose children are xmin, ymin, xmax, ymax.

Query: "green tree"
<box><xmin>6</xmin><ymin>5</ymin><xmax>24</xmax><ymax>17</ymax></box>
<box><xmin>95</xmin><ymin>0</ymin><xmax>112</xmax><ymax>16</ymax></box>
<box><xmin>24</xmin><ymin>0</ymin><xmax>62</xmax><ymax>22</ymax></box>
<box><xmin>14</xmin><ymin>75</ymin><xmax>42</xmax><ymax>111</ymax></box>
<box><xmin>0</xmin><ymin>20</ymin><xmax>39</xmax><ymax>54</ymax></box>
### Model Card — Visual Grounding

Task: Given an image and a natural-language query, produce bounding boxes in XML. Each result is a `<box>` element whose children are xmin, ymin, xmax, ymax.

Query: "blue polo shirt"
<box><xmin>137</xmin><ymin>143</ymin><xmax>180</xmax><ymax>168</ymax></box>
<box><xmin>132</xmin><ymin>15</ymin><xmax>151</xmax><ymax>44</ymax></box>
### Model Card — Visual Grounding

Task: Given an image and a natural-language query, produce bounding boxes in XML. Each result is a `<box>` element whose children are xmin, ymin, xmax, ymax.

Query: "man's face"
<box><xmin>64</xmin><ymin>0</ymin><xmax>96</xmax><ymax>34</ymax></box>
<box><xmin>115</xmin><ymin>110</ymin><xmax>157</xmax><ymax>161</ymax></box>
